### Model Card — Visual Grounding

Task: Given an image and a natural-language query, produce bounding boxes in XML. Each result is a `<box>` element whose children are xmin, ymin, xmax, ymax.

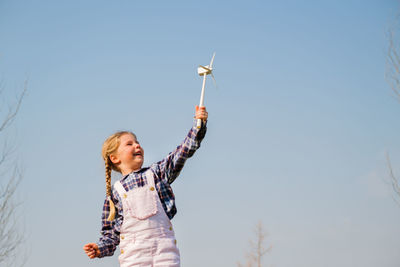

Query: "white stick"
<box><xmin>197</xmin><ymin>73</ymin><xmax>207</xmax><ymax>128</ymax></box>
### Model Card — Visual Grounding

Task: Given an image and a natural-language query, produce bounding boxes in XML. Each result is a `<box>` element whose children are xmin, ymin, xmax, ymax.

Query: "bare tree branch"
<box><xmin>0</xmin><ymin>168</ymin><xmax>23</xmax><ymax>261</ymax></box>
<box><xmin>237</xmin><ymin>221</ymin><xmax>272</xmax><ymax>267</ymax></box>
<box><xmin>0</xmin><ymin>77</ymin><xmax>27</xmax><ymax>266</ymax></box>
<box><xmin>386</xmin><ymin>152</ymin><xmax>400</xmax><ymax>207</ymax></box>
<box><xmin>386</xmin><ymin>29</ymin><xmax>400</xmax><ymax>102</ymax></box>
<box><xmin>0</xmin><ymin>79</ymin><xmax>27</xmax><ymax>132</ymax></box>
<box><xmin>385</xmin><ymin>17</ymin><xmax>400</xmax><ymax>205</ymax></box>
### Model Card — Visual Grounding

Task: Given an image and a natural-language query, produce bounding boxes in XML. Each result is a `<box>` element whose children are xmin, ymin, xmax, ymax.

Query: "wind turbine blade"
<box><xmin>211</xmin><ymin>73</ymin><xmax>218</xmax><ymax>89</ymax></box>
<box><xmin>209</xmin><ymin>52</ymin><xmax>216</xmax><ymax>68</ymax></box>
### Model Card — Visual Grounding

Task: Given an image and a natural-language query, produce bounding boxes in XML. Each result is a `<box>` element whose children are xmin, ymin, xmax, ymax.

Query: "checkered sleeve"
<box><xmin>97</xmin><ymin>186</ymin><xmax>123</xmax><ymax>258</ymax></box>
<box><xmin>152</xmin><ymin>119</ymin><xmax>207</xmax><ymax>184</ymax></box>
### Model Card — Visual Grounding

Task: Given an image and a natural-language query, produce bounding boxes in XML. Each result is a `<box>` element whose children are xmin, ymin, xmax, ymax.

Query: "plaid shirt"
<box><xmin>97</xmin><ymin>120</ymin><xmax>207</xmax><ymax>257</ymax></box>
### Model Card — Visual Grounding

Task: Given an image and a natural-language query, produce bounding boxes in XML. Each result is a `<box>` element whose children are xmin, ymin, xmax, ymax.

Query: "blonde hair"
<box><xmin>102</xmin><ymin>131</ymin><xmax>136</xmax><ymax>221</ymax></box>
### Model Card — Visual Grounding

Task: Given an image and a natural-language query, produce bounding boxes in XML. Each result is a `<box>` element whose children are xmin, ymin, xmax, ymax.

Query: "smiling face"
<box><xmin>110</xmin><ymin>133</ymin><xmax>144</xmax><ymax>175</ymax></box>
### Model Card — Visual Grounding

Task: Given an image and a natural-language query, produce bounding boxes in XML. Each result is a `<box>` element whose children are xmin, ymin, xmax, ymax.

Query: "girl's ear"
<box><xmin>109</xmin><ymin>154</ymin><xmax>120</xmax><ymax>165</ymax></box>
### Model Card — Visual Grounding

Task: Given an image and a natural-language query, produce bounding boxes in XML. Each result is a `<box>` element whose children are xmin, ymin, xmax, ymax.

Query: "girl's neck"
<box><xmin>121</xmin><ymin>166</ymin><xmax>142</xmax><ymax>176</ymax></box>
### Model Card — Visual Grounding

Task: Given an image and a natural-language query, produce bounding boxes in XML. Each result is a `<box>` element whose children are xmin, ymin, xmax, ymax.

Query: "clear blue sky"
<box><xmin>1</xmin><ymin>1</ymin><xmax>400</xmax><ymax>266</ymax></box>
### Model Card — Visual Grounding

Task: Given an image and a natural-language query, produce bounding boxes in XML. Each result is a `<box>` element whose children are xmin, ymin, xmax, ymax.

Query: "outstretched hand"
<box><xmin>83</xmin><ymin>243</ymin><xmax>100</xmax><ymax>259</ymax></box>
<box><xmin>195</xmin><ymin>106</ymin><xmax>208</xmax><ymax>121</ymax></box>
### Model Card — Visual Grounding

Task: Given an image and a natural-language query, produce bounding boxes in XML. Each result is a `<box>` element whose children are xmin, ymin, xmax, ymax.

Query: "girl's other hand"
<box><xmin>195</xmin><ymin>106</ymin><xmax>208</xmax><ymax>121</ymax></box>
<box><xmin>83</xmin><ymin>243</ymin><xmax>100</xmax><ymax>259</ymax></box>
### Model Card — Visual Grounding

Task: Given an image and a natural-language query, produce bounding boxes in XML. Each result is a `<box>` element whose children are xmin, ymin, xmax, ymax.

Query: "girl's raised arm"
<box><xmin>151</xmin><ymin>106</ymin><xmax>208</xmax><ymax>184</ymax></box>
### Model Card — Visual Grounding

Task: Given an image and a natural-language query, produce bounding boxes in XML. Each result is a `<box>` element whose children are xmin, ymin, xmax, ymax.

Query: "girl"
<box><xmin>83</xmin><ymin>106</ymin><xmax>208</xmax><ymax>267</ymax></box>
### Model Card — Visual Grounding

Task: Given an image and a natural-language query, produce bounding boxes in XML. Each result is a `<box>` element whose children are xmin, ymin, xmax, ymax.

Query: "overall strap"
<box><xmin>146</xmin><ymin>170</ymin><xmax>156</xmax><ymax>188</ymax></box>
<box><xmin>113</xmin><ymin>180</ymin><xmax>126</xmax><ymax>196</ymax></box>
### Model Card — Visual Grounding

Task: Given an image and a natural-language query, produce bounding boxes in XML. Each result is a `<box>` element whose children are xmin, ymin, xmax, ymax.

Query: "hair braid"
<box><xmin>105</xmin><ymin>159</ymin><xmax>112</xmax><ymax>197</ymax></box>
<box><xmin>105</xmin><ymin>158</ymin><xmax>116</xmax><ymax>221</ymax></box>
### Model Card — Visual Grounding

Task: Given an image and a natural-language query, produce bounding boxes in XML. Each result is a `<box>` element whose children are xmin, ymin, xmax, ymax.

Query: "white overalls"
<box><xmin>114</xmin><ymin>172</ymin><xmax>180</xmax><ymax>267</ymax></box>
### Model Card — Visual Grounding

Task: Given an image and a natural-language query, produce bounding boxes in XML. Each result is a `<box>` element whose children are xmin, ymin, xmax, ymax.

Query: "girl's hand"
<box><xmin>83</xmin><ymin>243</ymin><xmax>100</xmax><ymax>259</ymax></box>
<box><xmin>195</xmin><ymin>106</ymin><xmax>208</xmax><ymax>121</ymax></box>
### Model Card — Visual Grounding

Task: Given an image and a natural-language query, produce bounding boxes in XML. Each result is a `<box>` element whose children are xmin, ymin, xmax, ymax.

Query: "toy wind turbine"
<box><xmin>197</xmin><ymin>52</ymin><xmax>216</xmax><ymax>128</ymax></box>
